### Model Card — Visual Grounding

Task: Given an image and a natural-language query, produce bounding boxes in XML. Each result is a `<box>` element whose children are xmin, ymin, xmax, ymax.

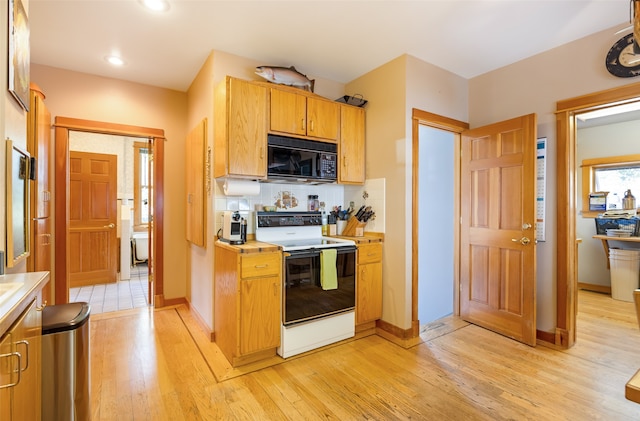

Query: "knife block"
<box><xmin>341</xmin><ymin>217</ymin><xmax>366</xmax><ymax>237</ymax></box>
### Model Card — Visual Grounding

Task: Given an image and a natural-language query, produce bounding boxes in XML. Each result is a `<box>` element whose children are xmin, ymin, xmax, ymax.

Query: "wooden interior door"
<box><xmin>460</xmin><ymin>114</ymin><xmax>537</xmax><ymax>346</ymax></box>
<box><xmin>69</xmin><ymin>151</ymin><xmax>118</xmax><ymax>287</ymax></box>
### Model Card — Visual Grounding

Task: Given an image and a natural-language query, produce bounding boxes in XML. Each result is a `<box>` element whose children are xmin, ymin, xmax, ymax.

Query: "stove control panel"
<box><xmin>256</xmin><ymin>211</ymin><xmax>322</xmax><ymax>228</ymax></box>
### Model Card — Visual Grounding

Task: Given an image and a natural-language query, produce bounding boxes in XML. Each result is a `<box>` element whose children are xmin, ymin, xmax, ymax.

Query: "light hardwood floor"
<box><xmin>89</xmin><ymin>291</ymin><xmax>640</xmax><ymax>420</ymax></box>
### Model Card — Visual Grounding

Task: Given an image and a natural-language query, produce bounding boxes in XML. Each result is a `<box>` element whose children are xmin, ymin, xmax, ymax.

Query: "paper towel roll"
<box><xmin>223</xmin><ymin>179</ymin><xmax>261</xmax><ymax>196</ymax></box>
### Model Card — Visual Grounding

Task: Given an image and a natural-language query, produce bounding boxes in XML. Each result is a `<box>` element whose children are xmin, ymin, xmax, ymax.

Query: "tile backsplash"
<box><xmin>214</xmin><ymin>178</ymin><xmax>386</xmax><ymax>236</ymax></box>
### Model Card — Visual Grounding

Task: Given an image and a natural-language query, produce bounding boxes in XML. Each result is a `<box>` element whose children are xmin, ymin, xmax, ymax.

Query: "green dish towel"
<box><xmin>320</xmin><ymin>249</ymin><xmax>338</xmax><ymax>290</ymax></box>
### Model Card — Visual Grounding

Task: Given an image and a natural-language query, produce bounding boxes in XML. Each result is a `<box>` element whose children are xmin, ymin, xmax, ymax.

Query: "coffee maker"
<box><xmin>221</xmin><ymin>211</ymin><xmax>246</xmax><ymax>245</ymax></box>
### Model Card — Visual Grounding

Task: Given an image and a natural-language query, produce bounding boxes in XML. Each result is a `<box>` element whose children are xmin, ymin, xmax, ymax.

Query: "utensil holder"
<box><xmin>341</xmin><ymin>217</ymin><xmax>366</xmax><ymax>237</ymax></box>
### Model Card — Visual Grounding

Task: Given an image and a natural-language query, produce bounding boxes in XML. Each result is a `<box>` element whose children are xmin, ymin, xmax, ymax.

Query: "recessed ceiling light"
<box><xmin>105</xmin><ymin>55</ymin><xmax>125</xmax><ymax>66</ymax></box>
<box><xmin>140</xmin><ymin>0</ymin><xmax>170</xmax><ymax>12</ymax></box>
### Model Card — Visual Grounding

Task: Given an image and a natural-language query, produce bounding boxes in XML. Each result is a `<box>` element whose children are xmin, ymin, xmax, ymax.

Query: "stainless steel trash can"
<box><xmin>42</xmin><ymin>302</ymin><xmax>91</xmax><ymax>421</ymax></box>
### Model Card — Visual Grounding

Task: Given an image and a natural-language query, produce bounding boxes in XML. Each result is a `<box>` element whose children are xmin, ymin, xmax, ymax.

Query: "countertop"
<box><xmin>215</xmin><ymin>240</ymin><xmax>282</xmax><ymax>253</ymax></box>
<box><xmin>215</xmin><ymin>234</ymin><xmax>383</xmax><ymax>253</ymax></box>
<box><xmin>0</xmin><ymin>271</ymin><xmax>50</xmax><ymax>335</ymax></box>
<box><xmin>337</xmin><ymin>234</ymin><xmax>384</xmax><ymax>244</ymax></box>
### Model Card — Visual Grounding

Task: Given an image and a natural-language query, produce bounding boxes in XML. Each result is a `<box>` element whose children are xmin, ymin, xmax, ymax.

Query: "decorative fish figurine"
<box><xmin>255</xmin><ymin>66</ymin><xmax>315</xmax><ymax>92</ymax></box>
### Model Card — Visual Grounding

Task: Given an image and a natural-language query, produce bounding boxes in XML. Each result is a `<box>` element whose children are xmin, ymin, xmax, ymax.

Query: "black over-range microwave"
<box><xmin>267</xmin><ymin>134</ymin><xmax>337</xmax><ymax>183</ymax></box>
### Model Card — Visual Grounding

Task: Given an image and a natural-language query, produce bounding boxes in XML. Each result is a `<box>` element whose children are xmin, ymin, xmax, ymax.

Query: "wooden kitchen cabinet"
<box><xmin>356</xmin><ymin>242</ymin><xmax>383</xmax><ymax>326</ymax></box>
<box><xmin>214</xmin><ymin>76</ymin><xmax>268</xmax><ymax>179</ymax></box>
<box><xmin>214</xmin><ymin>243</ymin><xmax>282</xmax><ymax>366</ymax></box>
<box><xmin>0</xmin><ymin>299</ymin><xmax>42</xmax><ymax>421</ymax></box>
<box><xmin>339</xmin><ymin>104</ymin><xmax>366</xmax><ymax>184</ymax></box>
<box><xmin>270</xmin><ymin>88</ymin><xmax>340</xmax><ymax>142</ymax></box>
<box><xmin>26</xmin><ymin>85</ymin><xmax>53</xmax><ymax>305</ymax></box>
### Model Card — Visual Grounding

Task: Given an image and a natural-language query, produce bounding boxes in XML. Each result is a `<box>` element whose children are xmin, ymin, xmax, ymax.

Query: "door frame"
<box><xmin>411</xmin><ymin>109</ymin><xmax>468</xmax><ymax>334</ymax></box>
<box><xmin>54</xmin><ymin>117</ymin><xmax>165</xmax><ymax>306</ymax></box>
<box><xmin>556</xmin><ymin>81</ymin><xmax>640</xmax><ymax>348</ymax></box>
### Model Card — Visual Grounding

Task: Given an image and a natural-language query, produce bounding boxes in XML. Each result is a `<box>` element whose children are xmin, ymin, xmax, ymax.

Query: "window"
<box><xmin>134</xmin><ymin>142</ymin><xmax>151</xmax><ymax>230</ymax></box>
<box><xmin>581</xmin><ymin>153</ymin><xmax>640</xmax><ymax>216</ymax></box>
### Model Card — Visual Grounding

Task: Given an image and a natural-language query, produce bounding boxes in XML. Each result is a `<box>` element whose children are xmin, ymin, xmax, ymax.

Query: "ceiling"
<box><xmin>29</xmin><ymin>1</ymin><xmax>632</xmax><ymax>93</ymax></box>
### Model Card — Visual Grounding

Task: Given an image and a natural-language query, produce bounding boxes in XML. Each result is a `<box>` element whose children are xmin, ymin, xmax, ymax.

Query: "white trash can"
<box><xmin>609</xmin><ymin>248</ymin><xmax>640</xmax><ymax>302</ymax></box>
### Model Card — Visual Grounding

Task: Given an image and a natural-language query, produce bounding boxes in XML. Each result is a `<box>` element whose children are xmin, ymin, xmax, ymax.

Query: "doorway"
<box><xmin>556</xmin><ymin>81</ymin><xmax>640</xmax><ymax>348</ymax></box>
<box><xmin>65</xmin><ymin>133</ymin><xmax>150</xmax><ymax>314</ymax></box>
<box><xmin>412</xmin><ymin>109</ymin><xmax>468</xmax><ymax>332</ymax></box>
<box><xmin>417</xmin><ymin>125</ymin><xmax>455</xmax><ymax>324</ymax></box>
<box><xmin>54</xmin><ymin>117</ymin><xmax>165</xmax><ymax>308</ymax></box>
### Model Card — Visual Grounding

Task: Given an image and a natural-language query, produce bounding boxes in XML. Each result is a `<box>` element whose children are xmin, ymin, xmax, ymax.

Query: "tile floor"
<box><xmin>69</xmin><ymin>264</ymin><xmax>150</xmax><ymax>315</ymax></box>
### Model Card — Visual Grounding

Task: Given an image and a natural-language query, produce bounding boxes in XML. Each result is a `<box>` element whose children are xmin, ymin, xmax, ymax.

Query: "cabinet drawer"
<box><xmin>358</xmin><ymin>243</ymin><xmax>382</xmax><ymax>264</ymax></box>
<box><xmin>241</xmin><ymin>253</ymin><xmax>281</xmax><ymax>278</ymax></box>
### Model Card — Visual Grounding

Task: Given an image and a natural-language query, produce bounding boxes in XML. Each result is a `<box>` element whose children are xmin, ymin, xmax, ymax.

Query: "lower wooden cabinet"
<box><xmin>0</xmin><ymin>299</ymin><xmax>42</xmax><ymax>421</ymax></box>
<box><xmin>356</xmin><ymin>242</ymin><xmax>383</xmax><ymax>325</ymax></box>
<box><xmin>214</xmin><ymin>243</ymin><xmax>282</xmax><ymax>366</ymax></box>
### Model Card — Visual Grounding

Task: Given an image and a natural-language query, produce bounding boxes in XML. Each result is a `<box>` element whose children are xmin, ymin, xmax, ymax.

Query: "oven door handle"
<box><xmin>285</xmin><ymin>249</ymin><xmax>322</xmax><ymax>259</ymax></box>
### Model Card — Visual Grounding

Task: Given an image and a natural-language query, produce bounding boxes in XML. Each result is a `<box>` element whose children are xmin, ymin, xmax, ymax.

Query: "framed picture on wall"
<box><xmin>8</xmin><ymin>0</ymin><xmax>30</xmax><ymax>111</ymax></box>
<box><xmin>6</xmin><ymin>139</ymin><xmax>31</xmax><ymax>267</ymax></box>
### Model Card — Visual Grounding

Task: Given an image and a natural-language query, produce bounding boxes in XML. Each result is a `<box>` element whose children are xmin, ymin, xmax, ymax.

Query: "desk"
<box><xmin>592</xmin><ymin>235</ymin><xmax>640</xmax><ymax>269</ymax></box>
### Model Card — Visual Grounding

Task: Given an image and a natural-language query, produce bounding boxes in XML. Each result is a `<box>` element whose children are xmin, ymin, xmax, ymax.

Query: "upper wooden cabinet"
<box><xmin>214</xmin><ymin>77</ymin><xmax>268</xmax><ymax>179</ymax></box>
<box><xmin>185</xmin><ymin>119</ymin><xmax>206</xmax><ymax>247</ymax></box>
<box><xmin>270</xmin><ymin>88</ymin><xmax>340</xmax><ymax>142</ymax></box>
<box><xmin>214</xmin><ymin>76</ymin><xmax>366</xmax><ymax>184</ymax></box>
<box><xmin>339</xmin><ymin>105</ymin><xmax>366</xmax><ymax>184</ymax></box>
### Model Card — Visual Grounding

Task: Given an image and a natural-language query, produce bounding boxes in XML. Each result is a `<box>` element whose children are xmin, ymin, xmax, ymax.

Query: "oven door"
<box><xmin>283</xmin><ymin>246</ymin><xmax>356</xmax><ymax>326</ymax></box>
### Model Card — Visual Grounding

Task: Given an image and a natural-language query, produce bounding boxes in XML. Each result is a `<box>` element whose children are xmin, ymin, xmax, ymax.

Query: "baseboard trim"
<box><xmin>376</xmin><ymin>319</ymin><xmax>423</xmax><ymax>349</ymax></box>
<box><xmin>162</xmin><ymin>297</ymin><xmax>189</xmax><ymax>307</ymax></box>
<box><xmin>578</xmin><ymin>282</ymin><xmax>611</xmax><ymax>294</ymax></box>
<box><xmin>189</xmin><ymin>304</ymin><xmax>215</xmax><ymax>342</ymax></box>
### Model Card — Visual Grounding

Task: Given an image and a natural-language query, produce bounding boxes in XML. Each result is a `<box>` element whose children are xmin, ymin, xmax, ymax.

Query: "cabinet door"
<box><xmin>12</xmin><ymin>300</ymin><xmax>41</xmax><ymax>421</ymax></box>
<box><xmin>240</xmin><ymin>275</ymin><xmax>281</xmax><ymax>355</ymax></box>
<box><xmin>0</xmin><ymin>331</ymin><xmax>12</xmax><ymax>420</ymax></box>
<box><xmin>339</xmin><ymin>106</ymin><xmax>366</xmax><ymax>184</ymax></box>
<box><xmin>356</xmin><ymin>261</ymin><xmax>383</xmax><ymax>324</ymax></box>
<box><xmin>307</xmin><ymin>97</ymin><xmax>339</xmax><ymax>141</ymax></box>
<box><xmin>228</xmin><ymin>78</ymin><xmax>268</xmax><ymax>177</ymax></box>
<box><xmin>270</xmin><ymin>89</ymin><xmax>306</xmax><ymax>136</ymax></box>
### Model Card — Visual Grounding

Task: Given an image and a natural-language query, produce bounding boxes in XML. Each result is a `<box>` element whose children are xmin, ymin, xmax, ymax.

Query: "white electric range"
<box><xmin>255</xmin><ymin>211</ymin><xmax>356</xmax><ymax>358</ymax></box>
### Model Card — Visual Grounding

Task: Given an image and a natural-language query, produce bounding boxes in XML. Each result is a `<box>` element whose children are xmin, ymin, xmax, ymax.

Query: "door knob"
<box><xmin>522</xmin><ymin>223</ymin><xmax>532</xmax><ymax>230</ymax></box>
<box><xmin>104</xmin><ymin>223</ymin><xmax>115</xmax><ymax>229</ymax></box>
<box><xmin>511</xmin><ymin>237</ymin><xmax>531</xmax><ymax>245</ymax></box>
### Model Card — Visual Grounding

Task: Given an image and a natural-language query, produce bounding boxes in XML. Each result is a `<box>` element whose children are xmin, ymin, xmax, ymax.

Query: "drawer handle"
<box><xmin>367</xmin><ymin>253</ymin><xmax>375</xmax><ymax>256</ymax></box>
<box><xmin>37</xmin><ymin>300</ymin><xmax>48</xmax><ymax>312</ymax></box>
<box><xmin>15</xmin><ymin>340</ymin><xmax>29</xmax><ymax>371</ymax></box>
<box><xmin>254</xmin><ymin>264</ymin><xmax>268</xmax><ymax>269</ymax></box>
<box><xmin>0</xmin><ymin>352</ymin><xmax>22</xmax><ymax>389</ymax></box>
